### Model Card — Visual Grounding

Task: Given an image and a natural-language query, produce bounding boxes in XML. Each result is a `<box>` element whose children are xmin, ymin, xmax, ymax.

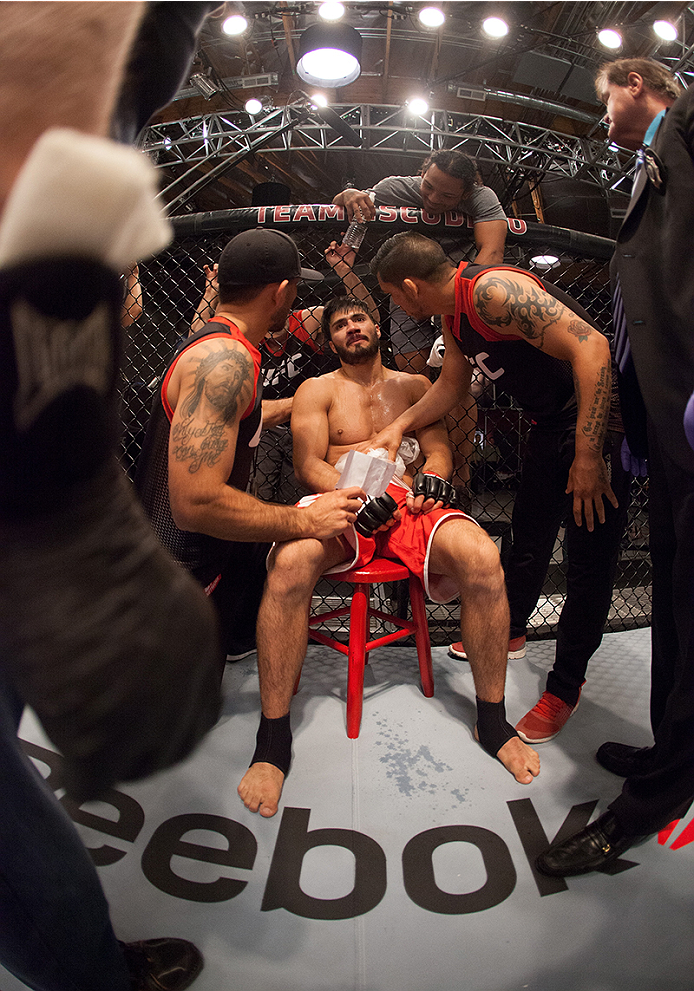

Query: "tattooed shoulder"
<box><xmin>472</xmin><ymin>273</ymin><xmax>562</xmax><ymax>346</ymax></box>
<box><xmin>171</xmin><ymin>342</ymin><xmax>255</xmax><ymax>474</ymax></box>
<box><xmin>179</xmin><ymin>342</ymin><xmax>253</xmax><ymax>423</ymax></box>
<box><xmin>472</xmin><ymin>275</ymin><xmax>514</xmax><ymax>330</ymax></box>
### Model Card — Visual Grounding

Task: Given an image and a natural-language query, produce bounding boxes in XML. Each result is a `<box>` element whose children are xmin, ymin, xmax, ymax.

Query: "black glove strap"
<box><xmin>354</xmin><ymin>492</ymin><xmax>398</xmax><ymax>537</ymax></box>
<box><xmin>412</xmin><ymin>473</ymin><xmax>456</xmax><ymax>508</ymax></box>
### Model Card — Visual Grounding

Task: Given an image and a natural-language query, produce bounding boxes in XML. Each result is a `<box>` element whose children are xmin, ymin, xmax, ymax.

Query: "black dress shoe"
<box><xmin>536</xmin><ymin>811</ymin><xmax>640</xmax><ymax>877</ymax></box>
<box><xmin>119</xmin><ymin>938</ymin><xmax>204</xmax><ymax>991</ymax></box>
<box><xmin>596</xmin><ymin>741</ymin><xmax>653</xmax><ymax>777</ymax></box>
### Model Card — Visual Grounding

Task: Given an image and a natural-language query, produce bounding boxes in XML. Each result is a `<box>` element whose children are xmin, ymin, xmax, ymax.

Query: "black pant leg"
<box><xmin>211</xmin><ymin>542</ymin><xmax>271</xmax><ymax>656</ymax></box>
<box><xmin>547</xmin><ymin>430</ymin><xmax>631</xmax><ymax>705</ymax></box>
<box><xmin>609</xmin><ymin>423</ymin><xmax>694</xmax><ymax>833</ymax></box>
<box><xmin>646</xmin><ymin>426</ymin><xmax>694</xmax><ymax>732</ymax></box>
<box><xmin>505</xmin><ymin>425</ymin><xmax>567</xmax><ymax>639</ymax></box>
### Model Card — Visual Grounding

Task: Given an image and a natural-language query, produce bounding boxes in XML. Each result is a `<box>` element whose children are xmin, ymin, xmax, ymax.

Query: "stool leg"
<box><xmin>409</xmin><ymin>574</ymin><xmax>434</xmax><ymax>697</ymax></box>
<box><xmin>346</xmin><ymin>582</ymin><xmax>368</xmax><ymax>738</ymax></box>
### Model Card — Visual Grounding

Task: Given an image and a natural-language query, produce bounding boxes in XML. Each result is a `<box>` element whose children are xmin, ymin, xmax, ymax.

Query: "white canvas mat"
<box><xmin>5</xmin><ymin>628</ymin><xmax>694</xmax><ymax>991</ymax></box>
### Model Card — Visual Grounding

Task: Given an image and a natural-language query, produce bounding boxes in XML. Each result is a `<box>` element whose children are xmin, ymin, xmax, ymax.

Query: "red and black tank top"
<box><xmin>135</xmin><ymin>317</ymin><xmax>262</xmax><ymax>585</ymax></box>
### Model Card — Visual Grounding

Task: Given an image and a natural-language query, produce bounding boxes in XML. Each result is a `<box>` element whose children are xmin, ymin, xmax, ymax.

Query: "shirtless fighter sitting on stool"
<box><xmin>238</xmin><ymin>296</ymin><xmax>540</xmax><ymax>817</ymax></box>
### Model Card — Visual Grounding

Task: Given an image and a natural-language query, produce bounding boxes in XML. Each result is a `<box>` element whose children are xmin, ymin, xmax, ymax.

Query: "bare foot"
<box><xmin>496</xmin><ymin>735</ymin><xmax>540</xmax><ymax>784</ymax></box>
<box><xmin>237</xmin><ymin>762</ymin><xmax>285</xmax><ymax>817</ymax></box>
<box><xmin>474</xmin><ymin>726</ymin><xmax>540</xmax><ymax>784</ymax></box>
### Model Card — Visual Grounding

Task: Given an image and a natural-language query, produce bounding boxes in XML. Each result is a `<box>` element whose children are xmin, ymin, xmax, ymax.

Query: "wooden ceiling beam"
<box><xmin>530</xmin><ymin>185</ymin><xmax>546</xmax><ymax>224</ymax></box>
<box><xmin>279</xmin><ymin>1</ymin><xmax>296</xmax><ymax>73</ymax></box>
<box><xmin>382</xmin><ymin>2</ymin><xmax>393</xmax><ymax>101</ymax></box>
<box><xmin>429</xmin><ymin>30</ymin><xmax>441</xmax><ymax>84</ymax></box>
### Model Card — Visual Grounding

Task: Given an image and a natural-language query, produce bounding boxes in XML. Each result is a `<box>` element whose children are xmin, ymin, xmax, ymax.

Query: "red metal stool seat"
<box><xmin>306</xmin><ymin>557</ymin><xmax>434</xmax><ymax>738</ymax></box>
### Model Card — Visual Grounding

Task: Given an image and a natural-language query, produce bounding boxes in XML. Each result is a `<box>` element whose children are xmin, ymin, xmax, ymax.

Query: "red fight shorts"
<box><xmin>298</xmin><ymin>479</ymin><xmax>478</xmax><ymax>604</ymax></box>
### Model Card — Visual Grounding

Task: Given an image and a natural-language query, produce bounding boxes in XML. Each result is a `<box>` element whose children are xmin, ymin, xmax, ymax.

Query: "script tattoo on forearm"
<box><xmin>173</xmin><ymin>346</ymin><xmax>253</xmax><ymax>473</ymax></box>
<box><xmin>578</xmin><ymin>364</ymin><xmax>611</xmax><ymax>453</ymax></box>
<box><xmin>473</xmin><ymin>276</ymin><xmax>564</xmax><ymax>348</ymax></box>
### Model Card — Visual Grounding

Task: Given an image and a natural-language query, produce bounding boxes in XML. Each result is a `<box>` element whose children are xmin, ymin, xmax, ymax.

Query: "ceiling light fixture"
<box><xmin>189</xmin><ymin>72</ymin><xmax>220</xmax><ymax>99</ymax></box>
<box><xmin>482</xmin><ymin>16</ymin><xmax>509</xmax><ymax>39</ymax></box>
<box><xmin>407</xmin><ymin>97</ymin><xmax>430</xmax><ymax>115</ymax></box>
<box><xmin>319</xmin><ymin>2</ymin><xmax>345</xmax><ymax>20</ymax></box>
<box><xmin>310</xmin><ymin>93</ymin><xmax>329</xmax><ymax>107</ymax></box>
<box><xmin>653</xmin><ymin>19</ymin><xmax>678</xmax><ymax>41</ymax></box>
<box><xmin>296</xmin><ymin>23</ymin><xmax>363</xmax><ymax>88</ymax></box>
<box><xmin>530</xmin><ymin>253</ymin><xmax>560</xmax><ymax>269</ymax></box>
<box><xmin>221</xmin><ymin>14</ymin><xmax>248</xmax><ymax>36</ymax></box>
<box><xmin>598</xmin><ymin>27</ymin><xmax>622</xmax><ymax>49</ymax></box>
<box><xmin>244</xmin><ymin>98</ymin><xmax>263</xmax><ymax>115</ymax></box>
<box><xmin>419</xmin><ymin>6</ymin><xmax>445</xmax><ymax>29</ymax></box>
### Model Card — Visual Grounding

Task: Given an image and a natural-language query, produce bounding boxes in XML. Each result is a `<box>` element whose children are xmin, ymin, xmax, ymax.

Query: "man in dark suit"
<box><xmin>538</xmin><ymin>58</ymin><xmax>694</xmax><ymax>876</ymax></box>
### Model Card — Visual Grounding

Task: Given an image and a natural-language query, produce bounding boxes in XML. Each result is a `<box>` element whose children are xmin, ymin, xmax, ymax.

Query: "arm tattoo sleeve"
<box><xmin>172</xmin><ymin>345</ymin><xmax>254</xmax><ymax>473</ymax></box>
<box><xmin>473</xmin><ymin>276</ymin><xmax>564</xmax><ymax>348</ymax></box>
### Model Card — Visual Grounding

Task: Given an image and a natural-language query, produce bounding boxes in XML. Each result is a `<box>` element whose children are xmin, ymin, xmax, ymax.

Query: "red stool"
<box><xmin>305</xmin><ymin>558</ymin><xmax>434</xmax><ymax>738</ymax></box>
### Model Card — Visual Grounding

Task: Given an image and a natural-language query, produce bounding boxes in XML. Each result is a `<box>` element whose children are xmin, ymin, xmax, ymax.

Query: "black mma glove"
<box><xmin>412</xmin><ymin>472</ymin><xmax>456</xmax><ymax>508</ymax></box>
<box><xmin>354</xmin><ymin>492</ymin><xmax>398</xmax><ymax>537</ymax></box>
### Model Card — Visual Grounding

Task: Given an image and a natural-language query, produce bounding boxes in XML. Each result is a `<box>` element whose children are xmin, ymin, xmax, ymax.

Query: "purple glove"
<box><xmin>685</xmin><ymin>391</ymin><xmax>694</xmax><ymax>452</ymax></box>
<box><xmin>621</xmin><ymin>437</ymin><xmax>648</xmax><ymax>477</ymax></box>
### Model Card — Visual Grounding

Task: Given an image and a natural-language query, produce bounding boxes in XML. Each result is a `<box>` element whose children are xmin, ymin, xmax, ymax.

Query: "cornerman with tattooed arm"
<box><xmin>368</xmin><ymin>232</ymin><xmax>631</xmax><ymax>745</ymax></box>
<box><xmin>136</xmin><ymin>228</ymin><xmax>367</xmax><ymax>661</ymax></box>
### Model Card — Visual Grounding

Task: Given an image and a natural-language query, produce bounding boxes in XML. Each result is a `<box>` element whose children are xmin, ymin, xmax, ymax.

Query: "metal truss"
<box><xmin>142</xmin><ymin>104</ymin><xmax>637</xmax><ymax>211</ymax></box>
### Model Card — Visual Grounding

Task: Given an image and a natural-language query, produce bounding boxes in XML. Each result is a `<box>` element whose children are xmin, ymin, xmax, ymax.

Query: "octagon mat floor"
<box><xmin>5</xmin><ymin>627</ymin><xmax>694</xmax><ymax>991</ymax></box>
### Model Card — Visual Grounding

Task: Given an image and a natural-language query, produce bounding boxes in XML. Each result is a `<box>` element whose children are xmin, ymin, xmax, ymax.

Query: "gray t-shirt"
<box><xmin>369</xmin><ymin>174</ymin><xmax>506</xmax><ymax>223</ymax></box>
<box><xmin>367</xmin><ymin>174</ymin><xmax>507</xmax><ymax>355</ymax></box>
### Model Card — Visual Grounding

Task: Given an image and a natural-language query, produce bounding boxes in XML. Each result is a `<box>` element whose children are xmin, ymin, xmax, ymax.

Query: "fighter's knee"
<box><xmin>454</xmin><ymin>527</ymin><xmax>505</xmax><ymax>593</ymax></box>
<box><xmin>268</xmin><ymin>538</ymin><xmax>325</xmax><ymax>593</ymax></box>
<box><xmin>478</xmin><ymin>529</ymin><xmax>504</xmax><ymax>575</ymax></box>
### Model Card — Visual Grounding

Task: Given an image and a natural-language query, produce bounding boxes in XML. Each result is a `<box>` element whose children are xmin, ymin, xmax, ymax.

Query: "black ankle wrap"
<box><xmin>476</xmin><ymin>697</ymin><xmax>519</xmax><ymax>757</ymax></box>
<box><xmin>251</xmin><ymin>712</ymin><xmax>292</xmax><ymax>776</ymax></box>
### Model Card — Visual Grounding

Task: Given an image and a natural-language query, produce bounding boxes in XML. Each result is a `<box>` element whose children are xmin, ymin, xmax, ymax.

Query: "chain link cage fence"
<box><xmin>121</xmin><ymin>207</ymin><xmax>650</xmax><ymax>648</ymax></box>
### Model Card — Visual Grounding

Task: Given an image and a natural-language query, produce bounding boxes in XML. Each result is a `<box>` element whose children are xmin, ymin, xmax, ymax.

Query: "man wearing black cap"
<box><xmin>136</xmin><ymin>228</ymin><xmax>367</xmax><ymax>659</ymax></box>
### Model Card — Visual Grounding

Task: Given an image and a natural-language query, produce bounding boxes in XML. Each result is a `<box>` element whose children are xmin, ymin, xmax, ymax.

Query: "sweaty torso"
<box><xmin>324</xmin><ymin>368</ymin><xmax>425</xmax><ymax>481</ymax></box>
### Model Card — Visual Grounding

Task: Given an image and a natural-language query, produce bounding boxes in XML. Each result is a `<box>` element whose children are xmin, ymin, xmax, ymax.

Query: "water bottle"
<box><xmin>341</xmin><ymin>217</ymin><xmax>367</xmax><ymax>251</ymax></box>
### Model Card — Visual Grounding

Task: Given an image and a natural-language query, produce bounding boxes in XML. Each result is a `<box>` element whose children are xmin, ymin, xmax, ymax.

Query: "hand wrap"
<box><xmin>354</xmin><ymin>492</ymin><xmax>398</xmax><ymax>537</ymax></box>
<box><xmin>412</xmin><ymin>473</ymin><xmax>456</xmax><ymax>508</ymax></box>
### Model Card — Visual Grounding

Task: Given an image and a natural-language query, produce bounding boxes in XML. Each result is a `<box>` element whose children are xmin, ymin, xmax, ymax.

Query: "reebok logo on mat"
<box><xmin>23</xmin><ymin>739</ymin><xmax>694</xmax><ymax>916</ymax></box>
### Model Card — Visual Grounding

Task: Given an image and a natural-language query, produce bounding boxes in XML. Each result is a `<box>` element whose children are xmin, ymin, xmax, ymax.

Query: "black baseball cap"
<box><xmin>217</xmin><ymin>228</ymin><xmax>323</xmax><ymax>287</ymax></box>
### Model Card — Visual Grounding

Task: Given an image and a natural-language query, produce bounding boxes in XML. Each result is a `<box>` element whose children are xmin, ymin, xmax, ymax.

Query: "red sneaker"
<box><xmin>515</xmin><ymin>690</ymin><xmax>581</xmax><ymax>743</ymax></box>
<box><xmin>448</xmin><ymin>635</ymin><xmax>526</xmax><ymax>661</ymax></box>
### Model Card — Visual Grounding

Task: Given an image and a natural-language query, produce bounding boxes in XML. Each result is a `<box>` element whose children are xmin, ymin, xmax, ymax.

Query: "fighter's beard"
<box><xmin>333</xmin><ymin>337</ymin><xmax>380</xmax><ymax>365</ymax></box>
